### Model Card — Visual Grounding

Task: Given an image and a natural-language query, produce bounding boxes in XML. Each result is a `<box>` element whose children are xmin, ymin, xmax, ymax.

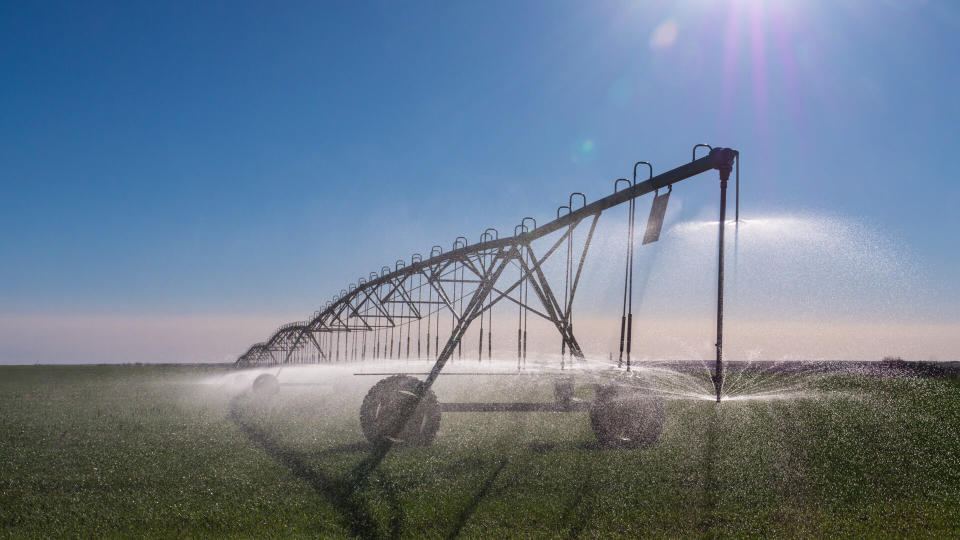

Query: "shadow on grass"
<box><xmin>447</xmin><ymin>458</ymin><xmax>509</xmax><ymax>539</ymax></box>
<box><xmin>526</xmin><ymin>440</ymin><xmax>623</xmax><ymax>453</ymax></box>
<box><xmin>560</xmin><ymin>474</ymin><xmax>596</xmax><ymax>539</ymax></box>
<box><xmin>228</xmin><ymin>394</ymin><xmax>399</xmax><ymax>538</ymax></box>
<box><xmin>699</xmin><ymin>407</ymin><xmax>720</xmax><ymax>536</ymax></box>
<box><xmin>504</xmin><ymin>443</ymin><xmax>601</xmax><ymax>537</ymax></box>
<box><xmin>373</xmin><ymin>469</ymin><xmax>405</xmax><ymax>540</ymax></box>
<box><xmin>310</xmin><ymin>441</ymin><xmax>372</xmax><ymax>457</ymax></box>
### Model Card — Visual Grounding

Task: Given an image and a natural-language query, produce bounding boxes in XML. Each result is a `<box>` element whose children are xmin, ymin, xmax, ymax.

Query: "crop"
<box><xmin>1</xmin><ymin>365</ymin><xmax>958</xmax><ymax>538</ymax></box>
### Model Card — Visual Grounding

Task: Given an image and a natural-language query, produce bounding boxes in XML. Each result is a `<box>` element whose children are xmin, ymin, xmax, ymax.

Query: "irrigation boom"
<box><xmin>237</xmin><ymin>145</ymin><xmax>739</xmax><ymax>406</ymax></box>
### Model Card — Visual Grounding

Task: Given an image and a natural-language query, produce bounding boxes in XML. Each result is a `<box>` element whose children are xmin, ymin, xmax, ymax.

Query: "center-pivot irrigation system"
<box><xmin>236</xmin><ymin>144</ymin><xmax>740</xmax><ymax>449</ymax></box>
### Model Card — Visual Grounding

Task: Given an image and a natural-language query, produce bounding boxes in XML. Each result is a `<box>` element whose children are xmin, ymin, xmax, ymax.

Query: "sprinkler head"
<box><xmin>711</xmin><ymin>373</ymin><xmax>724</xmax><ymax>403</ymax></box>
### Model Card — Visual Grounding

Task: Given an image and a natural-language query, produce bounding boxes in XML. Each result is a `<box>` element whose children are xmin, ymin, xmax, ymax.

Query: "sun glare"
<box><xmin>649</xmin><ymin>19</ymin><xmax>678</xmax><ymax>49</ymax></box>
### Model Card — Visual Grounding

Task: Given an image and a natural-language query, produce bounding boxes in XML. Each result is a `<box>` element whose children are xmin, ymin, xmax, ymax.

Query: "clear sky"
<box><xmin>1</xmin><ymin>0</ymin><xmax>958</xmax><ymax>363</ymax></box>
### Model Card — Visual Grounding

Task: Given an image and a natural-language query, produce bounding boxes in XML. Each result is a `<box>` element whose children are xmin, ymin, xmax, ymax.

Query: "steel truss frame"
<box><xmin>236</xmin><ymin>147</ymin><xmax>739</xmax><ymax>401</ymax></box>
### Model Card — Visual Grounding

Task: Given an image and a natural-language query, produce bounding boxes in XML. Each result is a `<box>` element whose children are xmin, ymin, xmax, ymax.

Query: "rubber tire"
<box><xmin>252</xmin><ymin>373</ymin><xmax>280</xmax><ymax>397</ymax></box>
<box><xmin>360</xmin><ymin>375</ymin><xmax>441</xmax><ymax>447</ymax></box>
<box><xmin>589</xmin><ymin>384</ymin><xmax>665</xmax><ymax>448</ymax></box>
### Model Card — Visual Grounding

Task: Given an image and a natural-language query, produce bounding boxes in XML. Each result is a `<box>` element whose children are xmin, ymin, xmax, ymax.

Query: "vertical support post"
<box><xmin>712</xmin><ymin>151</ymin><xmax>733</xmax><ymax>403</ymax></box>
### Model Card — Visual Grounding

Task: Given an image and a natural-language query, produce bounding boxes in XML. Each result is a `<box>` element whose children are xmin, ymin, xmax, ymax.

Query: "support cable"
<box><xmin>417</xmin><ymin>269</ymin><xmax>423</xmax><ymax>359</ymax></box>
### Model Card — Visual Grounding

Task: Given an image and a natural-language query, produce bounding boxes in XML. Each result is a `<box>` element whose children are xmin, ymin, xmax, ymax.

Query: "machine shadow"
<box><xmin>698</xmin><ymin>407</ymin><xmax>720</xmax><ymax>536</ymax></box>
<box><xmin>446</xmin><ymin>458</ymin><xmax>509</xmax><ymax>539</ymax></box>
<box><xmin>527</xmin><ymin>440</ymin><xmax>617</xmax><ymax>453</ymax></box>
<box><xmin>309</xmin><ymin>441</ymin><xmax>372</xmax><ymax>457</ymax></box>
<box><xmin>559</xmin><ymin>475</ymin><xmax>596</xmax><ymax>539</ymax></box>
<box><xmin>228</xmin><ymin>394</ymin><xmax>401</xmax><ymax>538</ymax></box>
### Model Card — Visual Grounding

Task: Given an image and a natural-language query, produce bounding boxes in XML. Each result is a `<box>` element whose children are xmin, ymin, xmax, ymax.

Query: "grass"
<box><xmin>1</xmin><ymin>364</ymin><xmax>959</xmax><ymax>538</ymax></box>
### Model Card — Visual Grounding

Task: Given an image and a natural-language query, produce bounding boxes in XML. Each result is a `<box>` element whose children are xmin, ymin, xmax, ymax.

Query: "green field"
<box><xmin>2</xmin><ymin>365</ymin><xmax>959</xmax><ymax>538</ymax></box>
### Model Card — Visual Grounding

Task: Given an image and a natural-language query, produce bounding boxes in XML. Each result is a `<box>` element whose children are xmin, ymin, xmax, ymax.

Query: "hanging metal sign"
<box><xmin>642</xmin><ymin>188</ymin><xmax>670</xmax><ymax>245</ymax></box>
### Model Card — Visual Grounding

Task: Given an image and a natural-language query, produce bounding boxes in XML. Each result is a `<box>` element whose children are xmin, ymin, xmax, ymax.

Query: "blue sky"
<box><xmin>1</xmin><ymin>1</ymin><xmax>958</xmax><ymax>362</ymax></box>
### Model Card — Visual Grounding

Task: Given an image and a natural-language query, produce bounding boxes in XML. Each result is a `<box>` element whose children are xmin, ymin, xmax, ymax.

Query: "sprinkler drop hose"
<box><xmin>712</xmin><ymin>149</ymin><xmax>736</xmax><ymax>403</ymax></box>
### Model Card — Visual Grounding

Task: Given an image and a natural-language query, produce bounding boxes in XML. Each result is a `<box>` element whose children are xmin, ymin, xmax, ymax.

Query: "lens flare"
<box><xmin>650</xmin><ymin>19</ymin><xmax>678</xmax><ymax>49</ymax></box>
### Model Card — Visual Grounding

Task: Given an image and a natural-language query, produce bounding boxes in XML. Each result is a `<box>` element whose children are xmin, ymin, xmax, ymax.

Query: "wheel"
<box><xmin>589</xmin><ymin>384</ymin><xmax>665</xmax><ymax>448</ymax></box>
<box><xmin>252</xmin><ymin>373</ymin><xmax>280</xmax><ymax>396</ymax></box>
<box><xmin>360</xmin><ymin>375</ymin><xmax>441</xmax><ymax>447</ymax></box>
